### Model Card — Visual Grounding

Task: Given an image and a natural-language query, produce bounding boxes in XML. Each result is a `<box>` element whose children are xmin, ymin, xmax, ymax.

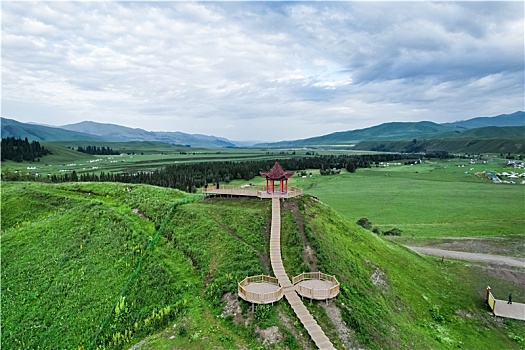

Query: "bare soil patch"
<box><xmin>221</xmin><ymin>292</ymin><xmax>245</xmax><ymax>325</ymax></box>
<box><xmin>132</xmin><ymin>208</ymin><xmax>147</xmax><ymax>219</ymax></box>
<box><xmin>369</xmin><ymin>267</ymin><xmax>390</xmax><ymax>294</ymax></box>
<box><xmin>255</xmin><ymin>325</ymin><xmax>283</xmax><ymax>346</ymax></box>
<box><xmin>322</xmin><ymin>302</ymin><xmax>364</xmax><ymax>350</ymax></box>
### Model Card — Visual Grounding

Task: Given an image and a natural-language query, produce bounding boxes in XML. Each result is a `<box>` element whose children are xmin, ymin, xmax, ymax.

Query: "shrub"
<box><xmin>430</xmin><ymin>305</ymin><xmax>446</xmax><ymax>323</ymax></box>
<box><xmin>356</xmin><ymin>217</ymin><xmax>372</xmax><ymax>230</ymax></box>
<box><xmin>383</xmin><ymin>227</ymin><xmax>402</xmax><ymax>236</ymax></box>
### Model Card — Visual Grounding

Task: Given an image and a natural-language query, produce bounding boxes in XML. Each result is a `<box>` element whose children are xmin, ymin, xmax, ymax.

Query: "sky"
<box><xmin>2</xmin><ymin>1</ymin><xmax>524</xmax><ymax>142</ymax></box>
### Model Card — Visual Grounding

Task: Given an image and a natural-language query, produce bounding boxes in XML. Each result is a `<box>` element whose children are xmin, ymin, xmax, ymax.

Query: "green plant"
<box><xmin>254</xmin><ymin>304</ymin><xmax>272</xmax><ymax>322</ymax></box>
<box><xmin>430</xmin><ymin>305</ymin><xmax>446</xmax><ymax>323</ymax></box>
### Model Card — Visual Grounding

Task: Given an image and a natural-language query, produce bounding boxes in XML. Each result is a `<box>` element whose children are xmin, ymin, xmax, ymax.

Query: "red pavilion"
<box><xmin>260</xmin><ymin>161</ymin><xmax>295</xmax><ymax>194</ymax></box>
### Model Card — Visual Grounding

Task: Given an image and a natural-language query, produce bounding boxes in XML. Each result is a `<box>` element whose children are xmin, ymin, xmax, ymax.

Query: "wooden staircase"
<box><xmin>269</xmin><ymin>197</ymin><xmax>336</xmax><ymax>349</ymax></box>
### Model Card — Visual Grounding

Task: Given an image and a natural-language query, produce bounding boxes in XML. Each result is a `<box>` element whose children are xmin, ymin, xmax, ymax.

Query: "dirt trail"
<box><xmin>406</xmin><ymin>246</ymin><xmax>525</xmax><ymax>268</ymax></box>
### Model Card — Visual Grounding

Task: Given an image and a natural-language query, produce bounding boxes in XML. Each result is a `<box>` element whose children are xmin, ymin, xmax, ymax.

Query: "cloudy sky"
<box><xmin>2</xmin><ymin>1</ymin><xmax>524</xmax><ymax>141</ymax></box>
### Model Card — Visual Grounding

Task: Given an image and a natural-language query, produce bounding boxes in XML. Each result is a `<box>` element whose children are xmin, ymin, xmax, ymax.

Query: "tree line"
<box><xmin>77</xmin><ymin>145</ymin><xmax>120</xmax><ymax>155</ymax></box>
<box><xmin>1</xmin><ymin>137</ymin><xmax>50</xmax><ymax>162</ymax></box>
<box><xmin>46</xmin><ymin>153</ymin><xmax>429</xmax><ymax>192</ymax></box>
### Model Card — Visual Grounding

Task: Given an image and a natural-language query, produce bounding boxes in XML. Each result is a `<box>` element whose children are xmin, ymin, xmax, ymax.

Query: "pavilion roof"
<box><xmin>260</xmin><ymin>161</ymin><xmax>295</xmax><ymax>180</ymax></box>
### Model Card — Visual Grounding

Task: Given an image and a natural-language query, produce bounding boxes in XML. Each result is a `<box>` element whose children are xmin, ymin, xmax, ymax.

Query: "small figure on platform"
<box><xmin>508</xmin><ymin>293</ymin><xmax>512</xmax><ymax>304</ymax></box>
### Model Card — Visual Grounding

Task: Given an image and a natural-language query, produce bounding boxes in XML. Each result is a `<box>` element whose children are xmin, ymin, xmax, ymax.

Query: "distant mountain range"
<box><xmin>1</xmin><ymin>118</ymin><xmax>108</xmax><ymax>142</ymax></box>
<box><xmin>255</xmin><ymin>111</ymin><xmax>524</xmax><ymax>147</ymax></box>
<box><xmin>60</xmin><ymin>121</ymin><xmax>237</xmax><ymax>148</ymax></box>
<box><xmin>1</xmin><ymin>111</ymin><xmax>523</xmax><ymax>152</ymax></box>
<box><xmin>1</xmin><ymin>118</ymin><xmax>237</xmax><ymax>148</ymax></box>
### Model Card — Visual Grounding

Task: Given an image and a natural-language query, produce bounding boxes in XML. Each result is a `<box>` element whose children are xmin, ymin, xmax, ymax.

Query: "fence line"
<box><xmin>202</xmin><ymin>185</ymin><xmax>302</xmax><ymax>198</ymax></box>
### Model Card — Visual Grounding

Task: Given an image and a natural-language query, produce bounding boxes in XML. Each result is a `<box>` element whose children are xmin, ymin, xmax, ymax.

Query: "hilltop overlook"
<box><xmin>2</xmin><ymin>181</ymin><xmax>523</xmax><ymax>349</ymax></box>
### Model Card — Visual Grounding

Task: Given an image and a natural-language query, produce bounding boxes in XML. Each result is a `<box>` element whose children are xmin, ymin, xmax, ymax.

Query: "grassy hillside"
<box><xmin>457</xmin><ymin>126</ymin><xmax>525</xmax><ymax>138</ymax></box>
<box><xmin>1</xmin><ymin>117</ymin><xmax>107</xmax><ymax>142</ymax></box>
<box><xmin>444</xmin><ymin>111</ymin><xmax>525</xmax><ymax>129</ymax></box>
<box><xmin>289</xmin><ymin>195</ymin><xmax>524</xmax><ymax>349</ymax></box>
<box><xmin>256</xmin><ymin>121</ymin><xmax>460</xmax><ymax>148</ymax></box>
<box><xmin>354</xmin><ymin>127</ymin><xmax>525</xmax><ymax>154</ymax></box>
<box><xmin>2</xmin><ymin>182</ymin><xmax>524</xmax><ymax>349</ymax></box>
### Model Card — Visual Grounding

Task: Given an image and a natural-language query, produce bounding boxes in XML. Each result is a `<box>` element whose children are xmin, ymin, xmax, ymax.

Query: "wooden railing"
<box><xmin>486</xmin><ymin>286</ymin><xmax>496</xmax><ymax>315</ymax></box>
<box><xmin>257</xmin><ymin>187</ymin><xmax>303</xmax><ymax>198</ymax></box>
<box><xmin>202</xmin><ymin>185</ymin><xmax>302</xmax><ymax>198</ymax></box>
<box><xmin>292</xmin><ymin>272</ymin><xmax>340</xmax><ymax>300</ymax></box>
<box><xmin>238</xmin><ymin>275</ymin><xmax>284</xmax><ymax>304</ymax></box>
<box><xmin>203</xmin><ymin>185</ymin><xmax>260</xmax><ymax>197</ymax></box>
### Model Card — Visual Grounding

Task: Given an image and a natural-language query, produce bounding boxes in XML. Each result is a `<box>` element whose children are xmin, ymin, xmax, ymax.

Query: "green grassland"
<box><xmin>288</xmin><ymin>159</ymin><xmax>525</xmax><ymax>239</ymax></box>
<box><xmin>2</xmin><ymin>181</ymin><xmax>524</xmax><ymax>349</ymax></box>
<box><xmin>2</xmin><ymin>142</ymin><xmax>309</xmax><ymax>177</ymax></box>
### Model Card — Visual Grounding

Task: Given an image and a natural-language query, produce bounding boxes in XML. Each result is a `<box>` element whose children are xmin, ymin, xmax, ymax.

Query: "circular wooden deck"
<box><xmin>293</xmin><ymin>272</ymin><xmax>340</xmax><ymax>300</ymax></box>
<box><xmin>238</xmin><ymin>275</ymin><xmax>284</xmax><ymax>304</ymax></box>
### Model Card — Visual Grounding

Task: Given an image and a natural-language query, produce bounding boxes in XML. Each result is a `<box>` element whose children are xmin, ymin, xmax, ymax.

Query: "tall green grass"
<box><xmin>296</xmin><ymin>160</ymin><xmax>525</xmax><ymax>238</ymax></box>
<box><xmin>2</xmin><ymin>181</ymin><xmax>523</xmax><ymax>349</ymax></box>
<box><xmin>289</xmin><ymin>195</ymin><xmax>524</xmax><ymax>349</ymax></box>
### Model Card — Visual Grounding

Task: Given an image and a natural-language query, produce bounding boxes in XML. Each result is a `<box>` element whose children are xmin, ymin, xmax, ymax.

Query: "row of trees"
<box><xmin>46</xmin><ymin>153</ymin><xmax>426</xmax><ymax>192</ymax></box>
<box><xmin>1</xmin><ymin>137</ymin><xmax>50</xmax><ymax>162</ymax></box>
<box><xmin>77</xmin><ymin>145</ymin><xmax>119</xmax><ymax>155</ymax></box>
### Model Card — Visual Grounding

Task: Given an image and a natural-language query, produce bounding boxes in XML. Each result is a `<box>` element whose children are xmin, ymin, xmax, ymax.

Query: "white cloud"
<box><xmin>1</xmin><ymin>1</ymin><xmax>523</xmax><ymax>141</ymax></box>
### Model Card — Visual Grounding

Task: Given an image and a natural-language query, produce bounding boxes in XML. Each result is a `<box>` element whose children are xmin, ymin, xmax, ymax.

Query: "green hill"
<box><xmin>355</xmin><ymin>127</ymin><xmax>525</xmax><ymax>153</ymax></box>
<box><xmin>255</xmin><ymin>111</ymin><xmax>524</xmax><ymax>149</ymax></box>
<box><xmin>1</xmin><ymin>182</ymin><xmax>523</xmax><ymax>349</ymax></box>
<box><xmin>444</xmin><ymin>111</ymin><xmax>525</xmax><ymax>129</ymax></box>
<box><xmin>1</xmin><ymin>117</ymin><xmax>107</xmax><ymax>142</ymax></box>
<box><xmin>256</xmin><ymin>121</ymin><xmax>461</xmax><ymax>148</ymax></box>
<box><xmin>457</xmin><ymin>126</ymin><xmax>525</xmax><ymax>138</ymax></box>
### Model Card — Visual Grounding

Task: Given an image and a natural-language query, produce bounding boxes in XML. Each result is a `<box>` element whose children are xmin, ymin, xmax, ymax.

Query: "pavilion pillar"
<box><xmin>266</xmin><ymin>178</ymin><xmax>269</xmax><ymax>193</ymax></box>
<box><xmin>286</xmin><ymin>179</ymin><xmax>288</xmax><ymax>193</ymax></box>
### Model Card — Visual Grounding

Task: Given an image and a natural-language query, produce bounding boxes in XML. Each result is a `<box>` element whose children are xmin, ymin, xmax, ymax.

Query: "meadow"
<box><xmin>227</xmin><ymin>157</ymin><xmax>524</xmax><ymax>239</ymax></box>
<box><xmin>2</xmin><ymin>144</ymin><xmax>524</xmax><ymax>349</ymax></box>
<box><xmin>305</xmin><ymin>165</ymin><xmax>523</xmax><ymax>238</ymax></box>
<box><xmin>1</xmin><ymin>141</ymin><xmax>307</xmax><ymax>177</ymax></box>
<box><xmin>2</xmin><ymin>179</ymin><xmax>524</xmax><ymax>349</ymax></box>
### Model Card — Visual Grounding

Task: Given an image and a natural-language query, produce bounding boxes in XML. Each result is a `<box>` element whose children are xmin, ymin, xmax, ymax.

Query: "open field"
<box><xmin>2</xmin><ymin>145</ymin><xmax>524</xmax><ymax>348</ymax></box>
<box><xmin>282</xmin><ymin>159</ymin><xmax>525</xmax><ymax>239</ymax></box>
<box><xmin>1</xmin><ymin>142</ymin><xmax>313</xmax><ymax>177</ymax></box>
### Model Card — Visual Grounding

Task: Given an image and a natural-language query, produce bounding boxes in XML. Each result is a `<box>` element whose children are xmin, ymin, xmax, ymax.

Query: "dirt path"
<box><xmin>406</xmin><ymin>246</ymin><xmax>525</xmax><ymax>268</ymax></box>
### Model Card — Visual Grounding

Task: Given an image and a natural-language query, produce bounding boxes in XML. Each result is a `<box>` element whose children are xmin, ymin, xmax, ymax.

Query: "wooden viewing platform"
<box><xmin>293</xmin><ymin>272</ymin><xmax>340</xmax><ymax>301</ymax></box>
<box><xmin>486</xmin><ymin>287</ymin><xmax>525</xmax><ymax>321</ymax></box>
<box><xmin>202</xmin><ymin>184</ymin><xmax>302</xmax><ymax>198</ymax></box>
<box><xmin>238</xmin><ymin>275</ymin><xmax>283</xmax><ymax>304</ymax></box>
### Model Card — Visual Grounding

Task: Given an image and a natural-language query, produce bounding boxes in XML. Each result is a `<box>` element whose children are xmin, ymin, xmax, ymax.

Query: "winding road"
<box><xmin>406</xmin><ymin>246</ymin><xmax>525</xmax><ymax>268</ymax></box>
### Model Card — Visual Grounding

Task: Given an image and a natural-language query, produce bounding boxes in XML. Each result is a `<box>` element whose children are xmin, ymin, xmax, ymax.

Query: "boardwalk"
<box><xmin>202</xmin><ymin>185</ymin><xmax>302</xmax><ymax>199</ymax></box>
<box><xmin>493</xmin><ymin>300</ymin><xmax>525</xmax><ymax>321</ymax></box>
<box><xmin>270</xmin><ymin>197</ymin><xmax>336</xmax><ymax>350</ymax></box>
